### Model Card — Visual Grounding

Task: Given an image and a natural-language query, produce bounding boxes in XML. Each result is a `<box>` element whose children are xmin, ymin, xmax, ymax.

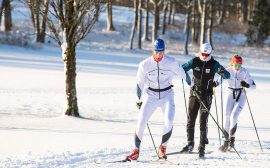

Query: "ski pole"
<box><xmin>147</xmin><ymin>123</ymin><xmax>159</xmax><ymax>158</ymax></box>
<box><xmin>243</xmin><ymin>89</ymin><xmax>263</xmax><ymax>152</ymax></box>
<box><xmin>213</xmin><ymin>87</ymin><xmax>221</xmax><ymax>146</ymax></box>
<box><xmin>221</xmin><ymin>77</ymin><xmax>224</xmax><ymax>130</ymax></box>
<box><xmin>193</xmin><ymin>90</ymin><xmax>242</xmax><ymax>159</ymax></box>
<box><xmin>182</xmin><ymin>79</ymin><xmax>188</xmax><ymax>117</ymax></box>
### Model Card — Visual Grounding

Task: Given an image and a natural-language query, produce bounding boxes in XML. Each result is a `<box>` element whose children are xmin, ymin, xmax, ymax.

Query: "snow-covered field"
<box><xmin>0</xmin><ymin>4</ymin><xmax>270</xmax><ymax>168</ymax></box>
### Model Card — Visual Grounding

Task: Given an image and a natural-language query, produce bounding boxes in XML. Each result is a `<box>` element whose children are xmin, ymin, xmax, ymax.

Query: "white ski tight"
<box><xmin>224</xmin><ymin>90</ymin><xmax>246</xmax><ymax>137</ymax></box>
<box><xmin>135</xmin><ymin>93</ymin><xmax>175</xmax><ymax>149</ymax></box>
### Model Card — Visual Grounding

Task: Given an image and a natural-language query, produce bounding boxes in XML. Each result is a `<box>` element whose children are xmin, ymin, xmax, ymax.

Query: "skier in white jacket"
<box><xmin>216</xmin><ymin>55</ymin><xmax>256</xmax><ymax>152</ymax></box>
<box><xmin>126</xmin><ymin>38</ymin><xmax>191</xmax><ymax>161</ymax></box>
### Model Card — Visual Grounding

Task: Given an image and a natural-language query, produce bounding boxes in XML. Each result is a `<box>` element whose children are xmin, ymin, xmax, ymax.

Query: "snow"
<box><xmin>0</xmin><ymin>4</ymin><xmax>270</xmax><ymax>168</ymax></box>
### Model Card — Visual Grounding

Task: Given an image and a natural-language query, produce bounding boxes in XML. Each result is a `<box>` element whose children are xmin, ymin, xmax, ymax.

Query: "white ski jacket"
<box><xmin>221</xmin><ymin>66</ymin><xmax>256</xmax><ymax>90</ymax></box>
<box><xmin>137</xmin><ymin>55</ymin><xmax>190</xmax><ymax>99</ymax></box>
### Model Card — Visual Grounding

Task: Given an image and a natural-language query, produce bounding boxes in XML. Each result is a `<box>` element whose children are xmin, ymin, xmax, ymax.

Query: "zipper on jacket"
<box><xmin>200</xmin><ymin>62</ymin><xmax>206</xmax><ymax>87</ymax></box>
<box><xmin>235</xmin><ymin>72</ymin><xmax>237</xmax><ymax>88</ymax></box>
<box><xmin>157</xmin><ymin>63</ymin><xmax>160</xmax><ymax>99</ymax></box>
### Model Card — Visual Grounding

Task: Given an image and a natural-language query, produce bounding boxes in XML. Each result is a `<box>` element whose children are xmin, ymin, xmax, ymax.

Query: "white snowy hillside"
<box><xmin>0</xmin><ymin>3</ymin><xmax>270</xmax><ymax>168</ymax></box>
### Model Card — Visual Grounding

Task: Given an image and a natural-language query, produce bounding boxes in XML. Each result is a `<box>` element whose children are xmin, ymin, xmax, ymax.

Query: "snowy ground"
<box><xmin>1</xmin><ymin>4</ymin><xmax>270</xmax><ymax>168</ymax></box>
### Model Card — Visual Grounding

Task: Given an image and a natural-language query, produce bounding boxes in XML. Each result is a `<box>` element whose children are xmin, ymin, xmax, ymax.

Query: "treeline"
<box><xmin>1</xmin><ymin>0</ymin><xmax>270</xmax><ymax>49</ymax></box>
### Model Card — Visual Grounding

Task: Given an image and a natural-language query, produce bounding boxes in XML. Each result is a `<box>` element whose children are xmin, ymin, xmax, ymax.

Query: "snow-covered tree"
<box><xmin>43</xmin><ymin>0</ymin><xmax>101</xmax><ymax>116</ymax></box>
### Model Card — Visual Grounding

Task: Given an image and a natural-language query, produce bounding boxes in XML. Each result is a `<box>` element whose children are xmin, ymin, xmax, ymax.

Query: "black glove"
<box><xmin>241</xmin><ymin>81</ymin><xmax>250</xmax><ymax>88</ymax></box>
<box><xmin>217</xmin><ymin>67</ymin><xmax>226</xmax><ymax>75</ymax></box>
<box><xmin>191</xmin><ymin>85</ymin><xmax>197</xmax><ymax>92</ymax></box>
<box><xmin>136</xmin><ymin>101</ymin><xmax>143</xmax><ymax>109</ymax></box>
<box><xmin>213</xmin><ymin>81</ymin><xmax>218</xmax><ymax>87</ymax></box>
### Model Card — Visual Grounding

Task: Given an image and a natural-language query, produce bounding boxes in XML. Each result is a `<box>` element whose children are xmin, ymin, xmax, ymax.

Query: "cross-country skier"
<box><xmin>218</xmin><ymin>55</ymin><xmax>256</xmax><ymax>152</ymax></box>
<box><xmin>181</xmin><ymin>43</ymin><xmax>230</xmax><ymax>158</ymax></box>
<box><xmin>126</xmin><ymin>38</ymin><xmax>191</xmax><ymax>161</ymax></box>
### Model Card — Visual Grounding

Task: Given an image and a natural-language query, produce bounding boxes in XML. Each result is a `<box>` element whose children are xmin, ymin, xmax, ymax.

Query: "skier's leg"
<box><xmin>182</xmin><ymin>95</ymin><xmax>200</xmax><ymax>152</ymax></box>
<box><xmin>220</xmin><ymin>92</ymin><xmax>234</xmax><ymax>152</ymax></box>
<box><xmin>198</xmin><ymin>94</ymin><xmax>212</xmax><ymax>157</ymax></box>
<box><xmin>135</xmin><ymin>96</ymin><xmax>158</xmax><ymax>149</ymax></box>
<box><xmin>160</xmin><ymin>94</ymin><xmax>175</xmax><ymax>147</ymax></box>
<box><xmin>229</xmin><ymin>94</ymin><xmax>246</xmax><ymax>149</ymax></box>
<box><xmin>224</xmin><ymin>93</ymin><xmax>235</xmax><ymax>138</ymax></box>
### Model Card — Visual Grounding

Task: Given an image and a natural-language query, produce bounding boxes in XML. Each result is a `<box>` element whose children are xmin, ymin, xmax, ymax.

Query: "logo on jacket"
<box><xmin>205</xmin><ymin>69</ymin><xmax>210</xmax><ymax>73</ymax></box>
<box><xmin>194</xmin><ymin>67</ymin><xmax>200</xmax><ymax>71</ymax></box>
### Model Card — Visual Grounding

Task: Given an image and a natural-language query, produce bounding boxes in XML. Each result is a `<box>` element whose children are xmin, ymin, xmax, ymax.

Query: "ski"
<box><xmin>94</xmin><ymin>158</ymin><xmax>130</xmax><ymax>164</ymax></box>
<box><xmin>94</xmin><ymin>158</ymin><xmax>179</xmax><ymax>165</ymax></box>
<box><xmin>166</xmin><ymin>150</ymin><xmax>212</xmax><ymax>156</ymax></box>
<box><xmin>149</xmin><ymin>158</ymin><xmax>180</xmax><ymax>165</ymax></box>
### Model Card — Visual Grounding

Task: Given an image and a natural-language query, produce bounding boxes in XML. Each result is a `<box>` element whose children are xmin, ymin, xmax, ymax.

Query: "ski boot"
<box><xmin>219</xmin><ymin>140</ymin><xmax>229</xmax><ymax>152</ymax></box>
<box><xmin>181</xmin><ymin>141</ymin><xmax>194</xmax><ymax>153</ymax></box>
<box><xmin>228</xmin><ymin>137</ymin><xmax>235</xmax><ymax>151</ymax></box>
<box><xmin>158</xmin><ymin>145</ymin><xmax>167</xmax><ymax>159</ymax></box>
<box><xmin>198</xmin><ymin>144</ymin><xmax>205</xmax><ymax>158</ymax></box>
<box><xmin>126</xmin><ymin>149</ymin><xmax>139</xmax><ymax>161</ymax></box>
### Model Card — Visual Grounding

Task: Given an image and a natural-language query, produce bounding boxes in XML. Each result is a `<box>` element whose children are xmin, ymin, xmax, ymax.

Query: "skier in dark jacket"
<box><xmin>181</xmin><ymin>43</ymin><xmax>230</xmax><ymax>158</ymax></box>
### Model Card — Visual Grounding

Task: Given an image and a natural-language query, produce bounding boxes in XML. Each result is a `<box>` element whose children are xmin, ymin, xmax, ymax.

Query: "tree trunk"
<box><xmin>168</xmin><ymin>0</ymin><xmax>173</xmax><ymax>24</ymax></box>
<box><xmin>38</xmin><ymin>0</ymin><xmax>50</xmax><ymax>43</ymax></box>
<box><xmin>35</xmin><ymin>1</ymin><xmax>41</xmax><ymax>42</ymax></box>
<box><xmin>217</xmin><ymin>0</ymin><xmax>225</xmax><ymax>24</ymax></box>
<box><xmin>0</xmin><ymin>0</ymin><xmax>5</xmax><ymax>26</ymax></box>
<box><xmin>184</xmin><ymin>0</ymin><xmax>192</xmax><ymax>55</ymax></box>
<box><xmin>207</xmin><ymin>0</ymin><xmax>214</xmax><ymax>49</ymax></box>
<box><xmin>191</xmin><ymin>0</ymin><xmax>197</xmax><ymax>45</ymax></box>
<box><xmin>152</xmin><ymin>2</ymin><xmax>159</xmax><ymax>43</ymax></box>
<box><xmin>4</xmin><ymin>0</ymin><xmax>12</xmax><ymax>31</ymax></box>
<box><xmin>129</xmin><ymin>0</ymin><xmax>138</xmax><ymax>49</ymax></box>
<box><xmin>138</xmin><ymin>0</ymin><xmax>142</xmax><ymax>49</ymax></box>
<box><xmin>143</xmin><ymin>0</ymin><xmax>150</xmax><ymax>41</ymax></box>
<box><xmin>248</xmin><ymin>0</ymin><xmax>256</xmax><ymax>21</ymax></box>
<box><xmin>63</xmin><ymin>45</ymin><xmax>79</xmax><ymax>117</ymax></box>
<box><xmin>200</xmin><ymin>0</ymin><xmax>207</xmax><ymax>45</ymax></box>
<box><xmin>107</xmin><ymin>0</ymin><xmax>115</xmax><ymax>31</ymax></box>
<box><xmin>241</xmin><ymin>0</ymin><xmax>248</xmax><ymax>23</ymax></box>
<box><xmin>156</xmin><ymin>3</ymin><xmax>160</xmax><ymax>30</ymax></box>
<box><xmin>162</xmin><ymin>1</ymin><xmax>168</xmax><ymax>35</ymax></box>
<box><xmin>172</xmin><ymin>2</ymin><xmax>176</xmax><ymax>24</ymax></box>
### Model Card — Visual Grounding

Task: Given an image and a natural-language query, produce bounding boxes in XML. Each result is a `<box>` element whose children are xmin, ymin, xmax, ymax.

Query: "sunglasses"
<box><xmin>201</xmin><ymin>53</ymin><xmax>210</xmax><ymax>57</ymax></box>
<box><xmin>154</xmin><ymin>50</ymin><xmax>164</xmax><ymax>54</ymax></box>
<box><xmin>234</xmin><ymin>64</ymin><xmax>242</xmax><ymax>68</ymax></box>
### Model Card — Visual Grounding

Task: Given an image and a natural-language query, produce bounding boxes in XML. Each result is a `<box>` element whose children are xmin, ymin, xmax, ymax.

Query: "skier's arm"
<box><xmin>243</xmin><ymin>70</ymin><xmax>256</xmax><ymax>90</ymax></box>
<box><xmin>136</xmin><ymin>62</ymin><xmax>145</xmax><ymax>100</ymax></box>
<box><xmin>214</xmin><ymin>62</ymin><xmax>230</xmax><ymax>79</ymax></box>
<box><xmin>182</xmin><ymin>58</ymin><xmax>193</xmax><ymax>72</ymax></box>
<box><xmin>173</xmin><ymin>61</ymin><xmax>191</xmax><ymax>86</ymax></box>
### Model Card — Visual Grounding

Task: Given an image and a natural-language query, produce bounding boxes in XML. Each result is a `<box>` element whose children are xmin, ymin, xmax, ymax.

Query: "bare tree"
<box><xmin>0</xmin><ymin>0</ymin><xmax>12</xmax><ymax>31</ymax></box>
<box><xmin>207</xmin><ymin>0</ymin><xmax>214</xmax><ymax>48</ymax></box>
<box><xmin>142</xmin><ymin>0</ymin><xmax>150</xmax><ymax>41</ymax></box>
<box><xmin>43</xmin><ymin>0</ymin><xmax>101</xmax><ymax>116</ymax></box>
<box><xmin>167</xmin><ymin>0</ymin><xmax>173</xmax><ymax>24</ymax></box>
<box><xmin>138</xmin><ymin>0</ymin><xmax>142</xmax><ymax>49</ymax></box>
<box><xmin>184</xmin><ymin>0</ymin><xmax>192</xmax><ymax>55</ymax></box>
<box><xmin>162</xmin><ymin>1</ymin><xmax>168</xmax><ymax>35</ymax></box>
<box><xmin>199</xmin><ymin>0</ymin><xmax>207</xmax><ymax>45</ymax></box>
<box><xmin>191</xmin><ymin>0</ymin><xmax>199</xmax><ymax>45</ymax></box>
<box><xmin>241</xmin><ymin>0</ymin><xmax>248</xmax><ymax>23</ymax></box>
<box><xmin>107</xmin><ymin>0</ymin><xmax>115</xmax><ymax>31</ymax></box>
<box><xmin>217</xmin><ymin>0</ymin><xmax>225</xmax><ymax>24</ymax></box>
<box><xmin>150</xmin><ymin>0</ymin><xmax>162</xmax><ymax>43</ymax></box>
<box><xmin>27</xmin><ymin>0</ymin><xmax>50</xmax><ymax>43</ymax></box>
<box><xmin>129</xmin><ymin>0</ymin><xmax>138</xmax><ymax>49</ymax></box>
